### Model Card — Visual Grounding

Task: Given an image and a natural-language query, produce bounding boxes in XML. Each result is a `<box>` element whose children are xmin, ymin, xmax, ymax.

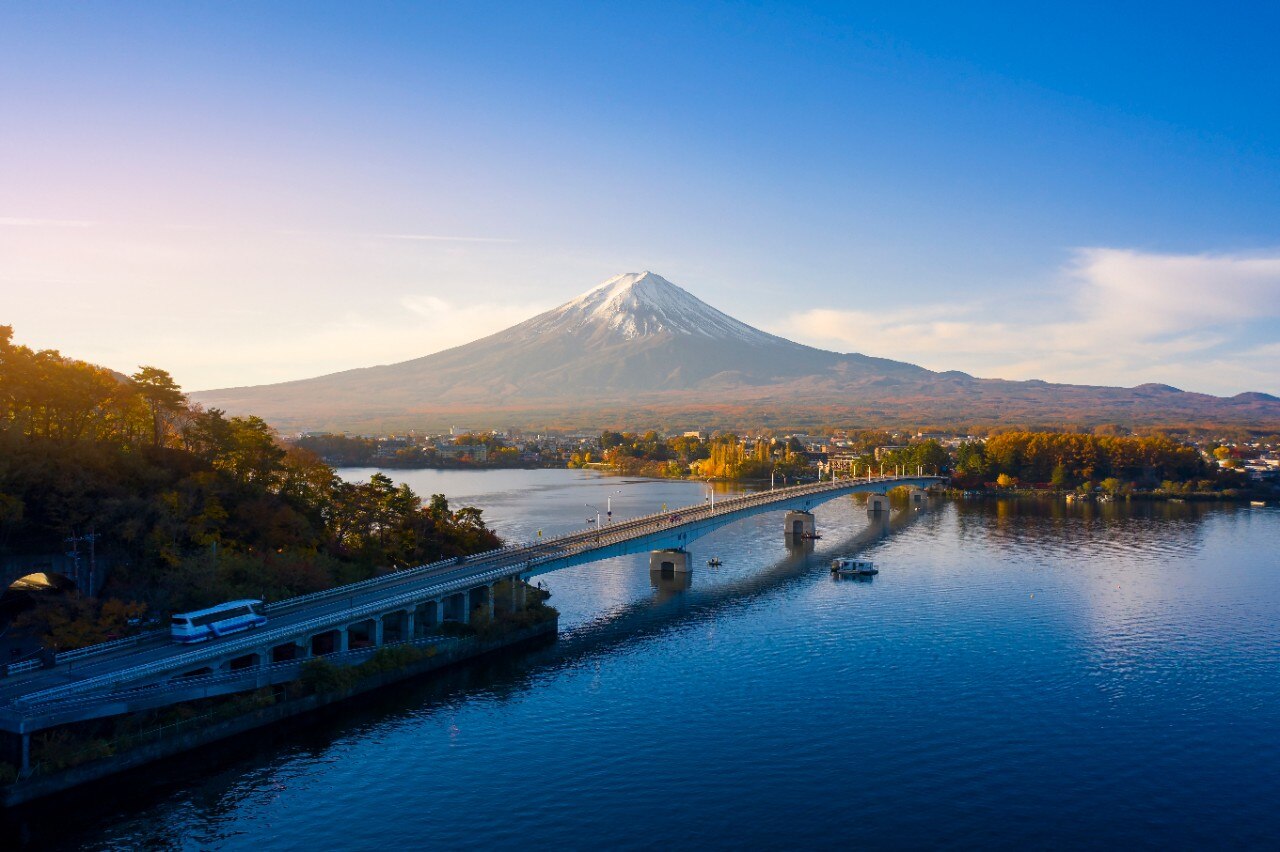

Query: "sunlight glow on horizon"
<box><xmin>1</xmin><ymin>2</ymin><xmax>1277</xmax><ymax>396</ymax></box>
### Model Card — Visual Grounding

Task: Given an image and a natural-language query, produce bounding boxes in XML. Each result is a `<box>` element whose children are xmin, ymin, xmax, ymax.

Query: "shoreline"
<box><xmin>1</xmin><ymin>619</ymin><xmax>557</xmax><ymax>809</ymax></box>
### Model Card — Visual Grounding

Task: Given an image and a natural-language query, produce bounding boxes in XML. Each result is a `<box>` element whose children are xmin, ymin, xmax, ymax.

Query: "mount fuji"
<box><xmin>192</xmin><ymin>272</ymin><xmax>1280</xmax><ymax>432</ymax></box>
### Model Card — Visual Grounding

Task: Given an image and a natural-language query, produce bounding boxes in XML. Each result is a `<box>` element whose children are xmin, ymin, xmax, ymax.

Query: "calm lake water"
<box><xmin>11</xmin><ymin>469</ymin><xmax>1280</xmax><ymax>849</ymax></box>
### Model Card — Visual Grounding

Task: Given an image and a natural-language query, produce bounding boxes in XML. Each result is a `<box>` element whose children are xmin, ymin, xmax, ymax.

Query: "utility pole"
<box><xmin>65</xmin><ymin>534</ymin><xmax>80</xmax><ymax>592</ymax></box>
<box><xmin>86</xmin><ymin>529</ymin><xmax>98</xmax><ymax>597</ymax></box>
<box><xmin>65</xmin><ymin>530</ymin><xmax>100</xmax><ymax>596</ymax></box>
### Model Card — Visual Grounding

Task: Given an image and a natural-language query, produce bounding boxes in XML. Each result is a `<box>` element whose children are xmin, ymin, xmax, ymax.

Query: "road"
<box><xmin>2</xmin><ymin>475</ymin><xmax>942</xmax><ymax>709</ymax></box>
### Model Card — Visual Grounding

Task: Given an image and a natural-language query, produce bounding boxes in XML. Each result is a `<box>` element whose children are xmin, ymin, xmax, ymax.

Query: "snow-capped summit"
<box><xmin>535</xmin><ymin>271</ymin><xmax>785</xmax><ymax>345</ymax></box>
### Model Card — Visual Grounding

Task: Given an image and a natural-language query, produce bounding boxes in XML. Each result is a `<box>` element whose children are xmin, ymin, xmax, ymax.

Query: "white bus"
<box><xmin>170</xmin><ymin>599</ymin><xmax>268</xmax><ymax>644</ymax></box>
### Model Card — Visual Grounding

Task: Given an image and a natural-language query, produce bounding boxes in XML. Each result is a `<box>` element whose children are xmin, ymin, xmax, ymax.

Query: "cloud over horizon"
<box><xmin>780</xmin><ymin>248</ymin><xmax>1280</xmax><ymax>396</ymax></box>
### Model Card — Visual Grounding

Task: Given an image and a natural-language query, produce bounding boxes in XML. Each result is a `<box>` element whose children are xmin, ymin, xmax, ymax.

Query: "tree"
<box><xmin>131</xmin><ymin>366</ymin><xmax>186</xmax><ymax>447</ymax></box>
<box><xmin>996</xmin><ymin>473</ymin><xmax>1016</xmax><ymax>488</ymax></box>
<box><xmin>1051</xmin><ymin>463</ymin><xmax>1069</xmax><ymax>489</ymax></box>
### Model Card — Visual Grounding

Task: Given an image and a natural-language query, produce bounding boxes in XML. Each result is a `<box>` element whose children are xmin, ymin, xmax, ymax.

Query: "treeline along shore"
<box><xmin>563</xmin><ymin>428</ymin><xmax>1273</xmax><ymax>498</ymax></box>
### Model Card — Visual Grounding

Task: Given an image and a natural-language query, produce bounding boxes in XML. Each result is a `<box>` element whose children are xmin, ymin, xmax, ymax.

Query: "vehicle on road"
<box><xmin>170</xmin><ymin>600</ymin><xmax>267</xmax><ymax>644</ymax></box>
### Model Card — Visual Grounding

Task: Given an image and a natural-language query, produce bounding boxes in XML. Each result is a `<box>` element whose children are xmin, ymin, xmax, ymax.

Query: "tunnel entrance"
<box><xmin>0</xmin><ymin>572</ymin><xmax>78</xmax><ymax>664</ymax></box>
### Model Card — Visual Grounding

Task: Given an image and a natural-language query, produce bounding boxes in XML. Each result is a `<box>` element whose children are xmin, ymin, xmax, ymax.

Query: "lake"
<box><xmin>14</xmin><ymin>469</ymin><xmax>1280</xmax><ymax>849</ymax></box>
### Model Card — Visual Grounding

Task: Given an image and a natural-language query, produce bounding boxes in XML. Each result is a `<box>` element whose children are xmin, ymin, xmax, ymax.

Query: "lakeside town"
<box><xmin>294</xmin><ymin>426</ymin><xmax>1280</xmax><ymax>498</ymax></box>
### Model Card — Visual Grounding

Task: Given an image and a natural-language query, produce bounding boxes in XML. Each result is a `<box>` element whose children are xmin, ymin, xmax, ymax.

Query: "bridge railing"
<box><xmin>55</xmin><ymin>629</ymin><xmax>169</xmax><ymax>665</ymax></box>
<box><xmin>13</xmin><ymin>636</ymin><xmax>453</xmax><ymax>715</ymax></box>
<box><xmin>506</xmin><ymin>476</ymin><xmax>929</xmax><ymax>561</ymax></box>
<box><xmin>8</xmin><ymin>476</ymin><xmax>940</xmax><ymax>704</ymax></box>
<box><xmin>11</xmin><ymin>556</ymin><xmax>551</xmax><ymax>706</ymax></box>
<box><xmin>4</xmin><ymin>660</ymin><xmax>41</xmax><ymax>677</ymax></box>
<box><xmin>260</xmin><ymin>555</ymin><xmax>460</xmax><ymax>614</ymax></box>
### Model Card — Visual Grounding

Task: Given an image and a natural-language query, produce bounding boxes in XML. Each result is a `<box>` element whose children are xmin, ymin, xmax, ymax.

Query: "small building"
<box><xmin>436</xmin><ymin>443</ymin><xmax>489</xmax><ymax>462</ymax></box>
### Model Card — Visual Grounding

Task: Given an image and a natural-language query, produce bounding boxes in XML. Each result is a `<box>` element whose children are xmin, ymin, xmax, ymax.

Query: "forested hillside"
<box><xmin>0</xmin><ymin>325</ymin><xmax>500</xmax><ymax>646</ymax></box>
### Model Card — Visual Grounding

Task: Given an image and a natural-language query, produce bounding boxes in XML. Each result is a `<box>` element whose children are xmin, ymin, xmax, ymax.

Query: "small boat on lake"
<box><xmin>802</xmin><ymin>532</ymin><xmax>822</xmax><ymax>540</ymax></box>
<box><xmin>707</xmin><ymin>557</ymin><xmax>723</xmax><ymax>566</ymax></box>
<box><xmin>831</xmin><ymin>557</ymin><xmax>877</xmax><ymax>576</ymax></box>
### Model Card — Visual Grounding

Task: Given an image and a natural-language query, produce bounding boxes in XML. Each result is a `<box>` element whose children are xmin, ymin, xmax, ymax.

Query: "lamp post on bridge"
<box><xmin>606</xmin><ymin>489</ymin><xmax>622</xmax><ymax>524</ymax></box>
<box><xmin>583</xmin><ymin>504</ymin><xmax>602</xmax><ymax>537</ymax></box>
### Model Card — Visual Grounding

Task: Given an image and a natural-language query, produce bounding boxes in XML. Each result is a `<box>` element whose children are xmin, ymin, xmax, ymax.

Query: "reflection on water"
<box><xmin>11</xmin><ymin>471</ymin><xmax>1280</xmax><ymax>850</ymax></box>
<box><xmin>649</xmin><ymin>567</ymin><xmax>691</xmax><ymax>601</ymax></box>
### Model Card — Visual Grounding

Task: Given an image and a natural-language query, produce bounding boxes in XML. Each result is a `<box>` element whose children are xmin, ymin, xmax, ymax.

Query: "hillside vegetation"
<box><xmin>0</xmin><ymin>325</ymin><xmax>500</xmax><ymax>648</ymax></box>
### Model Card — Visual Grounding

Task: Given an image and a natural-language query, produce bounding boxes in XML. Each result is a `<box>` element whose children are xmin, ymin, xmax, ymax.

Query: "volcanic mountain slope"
<box><xmin>192</xmin><ymin>272</ymin><xmax>1280</xmax><ymax>432</ymax></box>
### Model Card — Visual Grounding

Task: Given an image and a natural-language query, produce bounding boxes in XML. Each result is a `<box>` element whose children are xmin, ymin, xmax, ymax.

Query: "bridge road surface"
<box><xmin>1</xmin><ymin>476</ymin><xmax>941</xmax><ymax>708</ymax></box>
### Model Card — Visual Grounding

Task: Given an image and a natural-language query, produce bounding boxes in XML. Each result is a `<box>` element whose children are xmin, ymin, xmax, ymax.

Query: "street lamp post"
<box><xmin>606</xmin><ymin>489</ymin><xmax>622</xmax><ymax>524</ymax></box>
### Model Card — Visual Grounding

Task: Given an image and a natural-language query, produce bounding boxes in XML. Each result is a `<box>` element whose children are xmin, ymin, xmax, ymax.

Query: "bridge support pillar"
<box><xmin>459</xmin><ymin>593</ymin><xmax>471</xmax><ymax>624</ymax></box>
<box><xmin>337</xmin><ymin>628</ymin><xmax>350</xmax><ymax>653</ymax></box>
<box><xmin>649</xmin><ymin>549</ymin><xmax>690</xmax><ymax>573</ymax></box>
<box><xmin>908</xmin><ymin>488</ymin><xmax>927</xmax><ymax>506</ymax></box>
<box><xmin>404</xmin><ymin>608</ymin><xmax>415</xmax><ymax>638</ymax></box>
<box><xmin>419</xmin><ymin>600</ymin><xmax>438</xmax><ymax>632</ymax></box>
<box><xmin>867</xmin><ymin>494</ymin><xmax>889</xmax><ymax>514</ymax></box>
<box><xmin>488</xmin><ymin>584</ymin><xmax>495</xmax><ymax>618</ymax></box>
<box><xmin>784</xmin><ymin>511</ymin><xmax>815</xmax><ymax>539</ymax></box>
<box><xmin>0</xmin><ymin>730</ymin><xmax>30</xmax><ymax>777</ymax></box>
<box><xmin>373</xmin><ymin>616</ymin><xmax>385</xmax><ymax>647</ymax></box>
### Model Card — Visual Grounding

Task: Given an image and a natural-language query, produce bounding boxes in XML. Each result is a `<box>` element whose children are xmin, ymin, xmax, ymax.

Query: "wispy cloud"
<box><xmin>400</xmin><ymin>294</ymin><xmax>546</xmax><ymax>337</ymax></box>
<box><xmin>374</xmin><ymin>233</ymin><xmax>517</xmax><ymax>243</ymax></box>
<box><xmin>165</xmin><ymin>294</ymin><xmax>552</xmax><ymax>389</ymax></box>
<box><xmin>779</xmin><ymin>248</ymin><xmax>1280</xmax><ymax>395</ymax></box>
<box><xmin>0</xmin><ymin>217</ymin><xmax>95</xmax><ymax>227</ymax></box>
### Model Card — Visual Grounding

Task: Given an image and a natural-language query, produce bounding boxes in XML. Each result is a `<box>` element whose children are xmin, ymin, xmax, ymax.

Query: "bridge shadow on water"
<box><xmin>4</xmin><ymin>503</ymin><xmax>931</xmax><ymax>849</ymax></box>
<box><xmin>535</xmin><ymin>502</ymin><xmax>922</xmax><ymax>666</ymax></box>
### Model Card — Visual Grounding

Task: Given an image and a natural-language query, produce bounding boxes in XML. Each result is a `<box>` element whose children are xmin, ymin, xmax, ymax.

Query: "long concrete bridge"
<box><xmin>0</xmin><ymin>474</ymin><xmax>942</xmax><ymax>771</ymax></box>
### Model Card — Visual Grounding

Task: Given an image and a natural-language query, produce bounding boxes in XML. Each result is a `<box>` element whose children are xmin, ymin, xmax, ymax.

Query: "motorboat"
<box><xmin>707</xmin><ymin>557</ymin><xmax>723</xmax><ymax>566</ymax></box>
<box><xmin>831</xmin><ymin>557</ymin><xmax>877</xmax><ymax>576</ymax></box>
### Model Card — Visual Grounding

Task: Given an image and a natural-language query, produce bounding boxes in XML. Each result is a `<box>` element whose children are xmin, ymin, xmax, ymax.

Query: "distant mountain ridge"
<box><xmin>192</xmin><ymin>272</ymin><xmax>1280</xmax><ymax>432</ymax></box>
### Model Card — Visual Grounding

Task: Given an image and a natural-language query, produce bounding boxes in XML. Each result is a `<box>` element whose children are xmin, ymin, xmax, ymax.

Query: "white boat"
<box><xmin>831</xmin><ymin>557</ymin><xmax>878</xmax><ymax>576</ymax></box>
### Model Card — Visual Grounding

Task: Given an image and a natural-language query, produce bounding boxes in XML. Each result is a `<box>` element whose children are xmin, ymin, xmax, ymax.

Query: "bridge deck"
<box><xmin>0</xmin><ymin>475</ymin><xmax>941</xmax><ymax>728</ymax></box>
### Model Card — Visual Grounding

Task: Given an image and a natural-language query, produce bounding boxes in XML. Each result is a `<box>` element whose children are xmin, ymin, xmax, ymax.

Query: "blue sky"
<box><xmin>2</xmin><ymin>1</ymin><xmax>1277</xmax><ymax>394</ymax></box>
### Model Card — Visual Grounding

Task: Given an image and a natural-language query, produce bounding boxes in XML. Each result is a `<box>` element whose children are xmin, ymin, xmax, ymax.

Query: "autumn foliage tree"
<box><xmin>958</xmin><ymin>431</ymin><xmax>1210</xmax><ymax>489</ymax></box>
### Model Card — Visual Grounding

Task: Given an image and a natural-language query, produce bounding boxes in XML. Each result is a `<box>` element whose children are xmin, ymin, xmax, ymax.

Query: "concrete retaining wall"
<box><xmin>2</xmin><ymin>620</ymin><xmax>556</xmax><ymax>808</ymax></box>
